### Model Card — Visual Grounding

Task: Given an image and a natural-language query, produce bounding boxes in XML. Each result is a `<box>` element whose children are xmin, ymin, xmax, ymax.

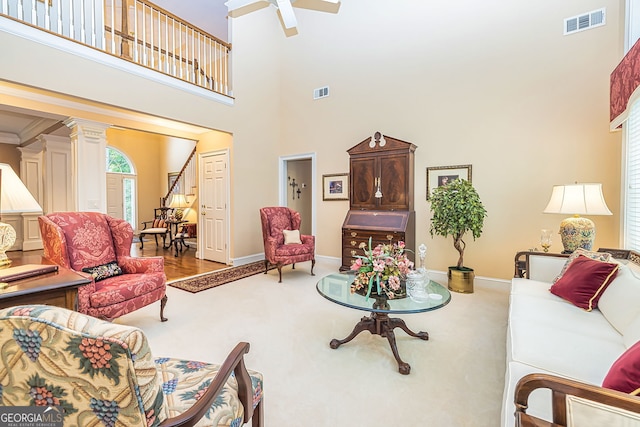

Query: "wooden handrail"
<box><xmin>163</xmin><ymin>145</ymin><xmax>198</xmax><ymax>206</ymax></box>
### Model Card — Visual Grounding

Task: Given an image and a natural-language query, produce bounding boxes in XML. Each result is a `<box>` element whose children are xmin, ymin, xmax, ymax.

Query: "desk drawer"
<box><xmin>341</xmin><ymin>229</ymin><xmax>406</xmax><ymax>270</ymax></box>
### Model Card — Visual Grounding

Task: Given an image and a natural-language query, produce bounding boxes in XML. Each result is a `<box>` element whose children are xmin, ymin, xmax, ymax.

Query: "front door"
<box><xmin>200</xmin><ymin>151</ymin><xmax>228</xmax><ymax>263</ymax></box>
<box><xmin>106</xmin><ymin>173</ymin><xmax>123</xmax><ymax>219</ymax></box>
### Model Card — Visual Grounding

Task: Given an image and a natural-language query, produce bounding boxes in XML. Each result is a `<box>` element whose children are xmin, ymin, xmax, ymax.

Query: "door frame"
<box><xmin>198</xmin><ymin>149</ymin><xmax>231</xmax><ymax>264</ymax></box>
<box><xmin>279</xmin><ymin>153</ymin><xmax>317</xmax><ymax>236</ymax></box>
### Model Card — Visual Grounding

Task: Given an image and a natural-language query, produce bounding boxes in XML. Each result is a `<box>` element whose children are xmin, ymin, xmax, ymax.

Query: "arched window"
<box><xmin>106</xmin><ymin>147</ymin><xmax>137</xmax><ymax>229</ymax></box>
<box><xmin>107</xmin><ymin>148</ymin><xmax>134</xmax><ymax>173</ymax></box>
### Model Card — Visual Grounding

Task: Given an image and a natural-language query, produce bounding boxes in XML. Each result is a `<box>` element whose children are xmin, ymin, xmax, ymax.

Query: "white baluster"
<box><xmin>30</xmin><ymin>0</ymin><xmax>36</xmax><ymax>25</ymax></box>
<box><xmin>187</xmin><ymin>28</ymin><xmax>196</xmax><ymax>83</ymax></box>
<box><xmin>79</xmin><ymin>0</ymin><xmax>85</xmax><ymax>43</ymax></box>
<box><xmin>44</xmin><ymin>0</ymin><xmax>50</xmax><ymax>30</ymax></box>
<box><xmin>141</xmin><ymin>3</ymin><xmax>146</xmax><ymax>65</ymax></box>
<box><xmin>149</xmin><ymin>7</ymin><xmax>154</xmax><ymax>68</ymax></box>
<box><xmin>90</xmin><ymin>0</ymin><xmax>96</xmax><ymax>47</ymax></box>
<box><xmin>213</xmin><ymin>41</ymin><xmax>218</xmax><ymax>92</ymax></box>
<box><xmin>222</xmin><ymin>44</ymin><xmax>227</xmax><ymax>95</ymax></box>
<box><xmin>207</xmin><ymin>37</ymin><xmax>212</xmax><ymax>90</ymax></box>
<box><xmin>164</xmin><ymin>12</ymin><xmax>168</xmax><ymax>73</ymax></box>
<box><xmin>56</xmin><ymin>0</ymin><xmax>62</xmax><ymax>35</ymax></box>
<box><xmin>178</xmin><ymin>22</ymin><xmax>182</xmax><ymax>79</ymax></box>
<box><xmin>69</xmin><ymin>0</ymin><xmax>74</xmax><ymax>39</ymax></box>
<box><xmin>133</xmin><ymin>0</ymin><xmax>138</xmax><ymax>62</ymax></box>
<box><xmin>172</xmin><ymin>18</ymin><xmax>176</xmax><ymax>76</ymax></box>
<box><xmin>109</xmin><ymin>0</ymin><xmax>115</xmax><ymax>53</ymax></box>
<box><xmin>99</xmin><ymin>0</ymin><xmax>105</xmax><ymax>50</ymax></box>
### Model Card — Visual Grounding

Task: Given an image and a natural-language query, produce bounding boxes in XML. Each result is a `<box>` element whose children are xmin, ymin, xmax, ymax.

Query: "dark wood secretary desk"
<box><xmin>340</xmin><ymin>131</ymin><xmax>416</xmax><ymax>271</ymax></box>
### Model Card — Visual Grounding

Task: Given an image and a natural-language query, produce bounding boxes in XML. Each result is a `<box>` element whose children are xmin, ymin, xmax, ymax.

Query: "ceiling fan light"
<box><xmin>275</xmin><ymin>0</ymin><xmax>297</xmax><ymax>28</ymax></box>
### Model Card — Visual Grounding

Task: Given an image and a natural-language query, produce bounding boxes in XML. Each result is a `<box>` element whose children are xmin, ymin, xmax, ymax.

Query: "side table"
<box><xmin>0</xmin><ymin>266</ymin><xmax>90</xmax><ymax>310</ymax></box>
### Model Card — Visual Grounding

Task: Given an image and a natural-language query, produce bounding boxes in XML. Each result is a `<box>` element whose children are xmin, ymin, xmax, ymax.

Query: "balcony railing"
<box><xmin>1</xmin><ymin>0</ymin><xmax>232</xmax><ymax>97</ymax></box>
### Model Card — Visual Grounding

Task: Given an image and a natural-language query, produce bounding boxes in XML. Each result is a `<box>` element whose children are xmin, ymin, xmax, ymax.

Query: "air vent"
<box><xmin>313</xmin><ymin>86</ymin><xmax>329</xmax><ymax>100</ymax></box>
<box><xmin>564</xmin><ymin>8</ymin><xmax>606</xmax><ymax>35</ymax></box>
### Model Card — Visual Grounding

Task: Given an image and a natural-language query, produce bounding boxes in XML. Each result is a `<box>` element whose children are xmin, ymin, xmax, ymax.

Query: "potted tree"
<box><xmin>429</xmin><ymin>178</ymin><xmax>487</xmax><ymax>293</ymax></box>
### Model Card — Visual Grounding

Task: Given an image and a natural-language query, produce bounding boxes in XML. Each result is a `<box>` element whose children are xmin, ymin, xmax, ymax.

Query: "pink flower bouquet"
<box><xmin>350</xmin><ymin>238</ymin><xmax>413</xmax><ymax>299</ymax></box>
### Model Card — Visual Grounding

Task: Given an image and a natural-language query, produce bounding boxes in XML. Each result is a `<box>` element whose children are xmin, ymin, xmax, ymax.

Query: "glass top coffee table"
<box><xmin>316</xmin><ymin>272</ymin><xmax>451</xmax><ymax>375</ymax></box>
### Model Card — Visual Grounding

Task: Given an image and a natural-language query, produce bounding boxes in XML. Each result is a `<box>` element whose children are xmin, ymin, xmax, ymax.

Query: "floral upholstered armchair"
<box><xmin>0</xmin><ymin>305</ymin><xmax>264</xmax><ymax>427</ymax></box>
<box><xmin>38</xmin><ymin>212</ymin><xmax>168</xmax><ymax>321</ymax></box>
<box><xmin>259</xmin><ymin>207</ymin><xmax>315</xmax><ymax>283</ymax></box>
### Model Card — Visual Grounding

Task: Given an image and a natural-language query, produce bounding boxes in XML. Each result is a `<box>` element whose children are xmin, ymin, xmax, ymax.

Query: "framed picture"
<box><xmin>426</xmin><ymin>164</ymin><xmax>472</xmax><ymax>200</ymax></box>
<box><xmin>322</xmin><ymin>173</ymin><xmax>349</xmax><ymax>201</ymax></box>
<box><xmin>168</xmin><ymin>172</ymin><xmax>181</xmax><ymax>195</ymax></box>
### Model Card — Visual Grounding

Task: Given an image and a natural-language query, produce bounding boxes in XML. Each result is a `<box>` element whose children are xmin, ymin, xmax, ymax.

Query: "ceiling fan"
<box><xmin>224</xmin><ymin>0</ymin><xmax>341</xmax><ymax>34</ymax></box>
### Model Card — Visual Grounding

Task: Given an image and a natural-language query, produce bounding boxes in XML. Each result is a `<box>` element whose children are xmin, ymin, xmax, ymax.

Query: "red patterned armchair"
<box><xmin>39</xmin><ymin>212</ymin><xmax>168</xmax><ymax>322</ymax></box>
<box><xmin>259</xmin><ymin>207</ymin><xmax>315</xmax><ymax>283</ymax></box>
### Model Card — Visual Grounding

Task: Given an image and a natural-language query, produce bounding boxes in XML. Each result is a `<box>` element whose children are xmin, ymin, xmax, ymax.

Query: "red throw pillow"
<box><xmin>549</xmin><ymin>255</ymin><xmax>619</xmax><ymax>311</ymax></box>
<box><xmin>603</xmin><ymin>341</ymin><xmax>640</xmax><ymax>395</ymax></box>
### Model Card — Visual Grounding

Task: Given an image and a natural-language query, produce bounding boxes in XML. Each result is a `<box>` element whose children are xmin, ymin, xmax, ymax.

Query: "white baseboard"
<box><xmin>230</xmin><ymin>254</ymin><xmax>510</xmax><ymax>287</ymax></box>
<box><xmin>315</xmin><ymin>255</ymin><xmax>341</xmax><ymax>266</ymax></box>
<box><xmin>231</xmin><ymin>253</ymin><xmax>342</xmax><ymax>268</ymax></box>
<box><xmin>427</xmin><ymin>270</ymin><xmax>510</xmax><ymax>289</ymax></box>
<box><xmin>230</xmin><ymin>253</ymin><xmax>264</xmax><ymax>266</ymax></box>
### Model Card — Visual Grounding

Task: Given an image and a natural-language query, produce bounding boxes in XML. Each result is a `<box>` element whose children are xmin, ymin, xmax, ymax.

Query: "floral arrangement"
<box><xmin>350</xmin><ymin>238</ymin><xmax>414</xmax><ymax>299</ymax></box>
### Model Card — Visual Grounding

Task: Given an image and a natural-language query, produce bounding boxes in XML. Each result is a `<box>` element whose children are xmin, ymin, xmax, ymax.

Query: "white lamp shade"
<box><xmin>169</xmin><ymin>194</ymin><xmax>188</xmax><ymax>209</ymax></box>
<box><xmin>0</xmin><ymin>163</ymin><xmax>42</xmax><ymax>213</ymax></box>
<box><xmin>543</xmin><ymin>183</ymin><xmax>612</xmax><ymax>216</ymax></box>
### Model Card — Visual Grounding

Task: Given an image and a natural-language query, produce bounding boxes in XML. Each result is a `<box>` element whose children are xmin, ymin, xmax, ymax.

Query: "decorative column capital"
<box><xmin>63</xmin><ymin>118</ymin><xmax>111</xmax><ymax>140</ymax></box>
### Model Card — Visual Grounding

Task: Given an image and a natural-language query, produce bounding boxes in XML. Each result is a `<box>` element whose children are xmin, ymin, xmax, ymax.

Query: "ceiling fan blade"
<box><xmin>275</xmin><ymin>0</ymin><xmax>297</xmax><ymax>29</ymax></box>
<box><xmin>291</xmin><ymin>0</ymin><xmax>340</xmax><ymax>13</ymax></box>
<box><xmin>225</xmin><ymin>0</ymin><xmax>259</xmax><ymax>10</ymax></box>
<box><xmin>225</xmin><ymin>0</ymin><xmax>270</xmax><ymax>18</ymax></box>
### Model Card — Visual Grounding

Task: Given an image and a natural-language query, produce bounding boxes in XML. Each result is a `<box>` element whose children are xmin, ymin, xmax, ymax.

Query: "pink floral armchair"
<box><xmin>38</xmin><ymin>212</ymin><xmax>168</xmax><ymax>322</ymax></box>
<box><xmin>259</xmin><ymin>207</ymin><xmax>315</xmax><ymax>283</ymax></box>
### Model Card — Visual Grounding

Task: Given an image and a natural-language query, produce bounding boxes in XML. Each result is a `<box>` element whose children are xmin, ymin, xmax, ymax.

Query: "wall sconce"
<box><xmin>288</xmin><ymin>176</ymin><xmax>304</xmax><ymax>199</ymax></box>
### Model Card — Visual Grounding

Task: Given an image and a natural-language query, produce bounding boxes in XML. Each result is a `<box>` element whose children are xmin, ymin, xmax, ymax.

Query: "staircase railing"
<box><xmin>1</xmin><ymin>0</ymin><xmax>232</xmax><ymax>97</ymax></box>
<box><xmin>163</xmin><ymin>145</ymin><xmax>197</xmax><ymax>207</ymax></box>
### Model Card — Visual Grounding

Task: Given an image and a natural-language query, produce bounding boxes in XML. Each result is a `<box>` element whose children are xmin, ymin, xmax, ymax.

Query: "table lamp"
<box><xmin>169</xmin><ymin>193</ymin><xmax>189</xmax><ymax>221</ymax></box>
<box><xmin>0</xmin><ymin>163</ymin><xmax>43</xmax><ymax>266</ymax></box>
<box><xmin>543</xmin><ymin>183</ymin><xmax>612</xmax><ymax>254</ymax></box>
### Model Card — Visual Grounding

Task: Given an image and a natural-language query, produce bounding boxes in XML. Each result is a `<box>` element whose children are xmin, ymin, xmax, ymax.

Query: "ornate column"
<box><xmin>64</xmin><ymin>118</ymin><xmax>110</xmax><ymax>212</ymax></box>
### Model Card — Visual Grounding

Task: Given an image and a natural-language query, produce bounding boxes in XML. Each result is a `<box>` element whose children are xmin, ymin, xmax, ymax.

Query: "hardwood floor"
<box><xmin>8</xmin><ymin>240</ymin><xmax>227</xmax><ymax>282</ymax></box>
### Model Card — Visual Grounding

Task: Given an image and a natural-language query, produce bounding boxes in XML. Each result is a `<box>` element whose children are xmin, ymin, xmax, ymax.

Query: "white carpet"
<box><xmin>117</xmin><ymin>260</ymin><xmax>510</xmax><ymax>427</ymax></box>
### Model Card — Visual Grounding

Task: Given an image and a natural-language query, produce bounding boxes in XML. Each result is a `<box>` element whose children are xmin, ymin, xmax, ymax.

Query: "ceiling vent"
<box><xmin>313</xmin><ymin>87</ymin><xmax>329</xmax><ymax>100</ymax></box>
<box><xmin>564</xmin><ymin>8</ymin><xmax>606</xmax><ymax>35</ymax></box>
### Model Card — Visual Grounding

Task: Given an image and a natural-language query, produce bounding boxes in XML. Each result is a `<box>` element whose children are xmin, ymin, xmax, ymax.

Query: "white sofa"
<box><xmin>501</xmin><ymin>250</ymin><xmax>640</xmax><ymax>426</ymax></box>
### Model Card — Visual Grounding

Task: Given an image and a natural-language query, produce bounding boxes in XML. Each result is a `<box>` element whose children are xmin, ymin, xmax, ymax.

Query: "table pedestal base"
<box><xmin>329</xmin><ymin>311</ymin><xmax>429</xmax><ymax>375</ymax></box>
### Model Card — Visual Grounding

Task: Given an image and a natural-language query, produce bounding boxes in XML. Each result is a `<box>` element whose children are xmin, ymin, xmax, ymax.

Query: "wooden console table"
<box><xmin>0</xmin><ymin>267</ymin><xmax>90</xmax><ymax>310</ymax></box>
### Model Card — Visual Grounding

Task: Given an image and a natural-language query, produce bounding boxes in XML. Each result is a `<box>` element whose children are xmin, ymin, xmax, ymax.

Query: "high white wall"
<box><xmin>273</xmin><ymin>0</ymin><xmax>624</xmax><ymax>278</ymax></box>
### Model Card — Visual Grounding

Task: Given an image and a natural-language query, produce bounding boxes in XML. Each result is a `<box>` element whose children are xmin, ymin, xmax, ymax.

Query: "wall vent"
<box><xmin>313</xmin><ymin>86</ymin><xmax>329</xmax><ymax>100</ymax></box>
<box><xmin>564</xmin><ymin>8</ymin><xmax>606</xmax><ymax>35</ymax></box>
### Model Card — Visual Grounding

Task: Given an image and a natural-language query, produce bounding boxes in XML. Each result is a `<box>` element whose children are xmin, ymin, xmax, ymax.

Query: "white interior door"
<box><xmin>200</xmin><ymin>151</ymin><xmax>229</xmax><ymax>263</ymax></box>
<box><xmin>106</xmin><ymin>173</ymin><xmax>123</xmax><ymax>219</ymax></box>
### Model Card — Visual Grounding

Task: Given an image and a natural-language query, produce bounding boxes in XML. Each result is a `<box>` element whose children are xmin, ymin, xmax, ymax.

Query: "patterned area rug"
<box><xmin>168</xmin><ymin>261</ymin><xmax>271</xmax><ymax>293</ymax></box>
